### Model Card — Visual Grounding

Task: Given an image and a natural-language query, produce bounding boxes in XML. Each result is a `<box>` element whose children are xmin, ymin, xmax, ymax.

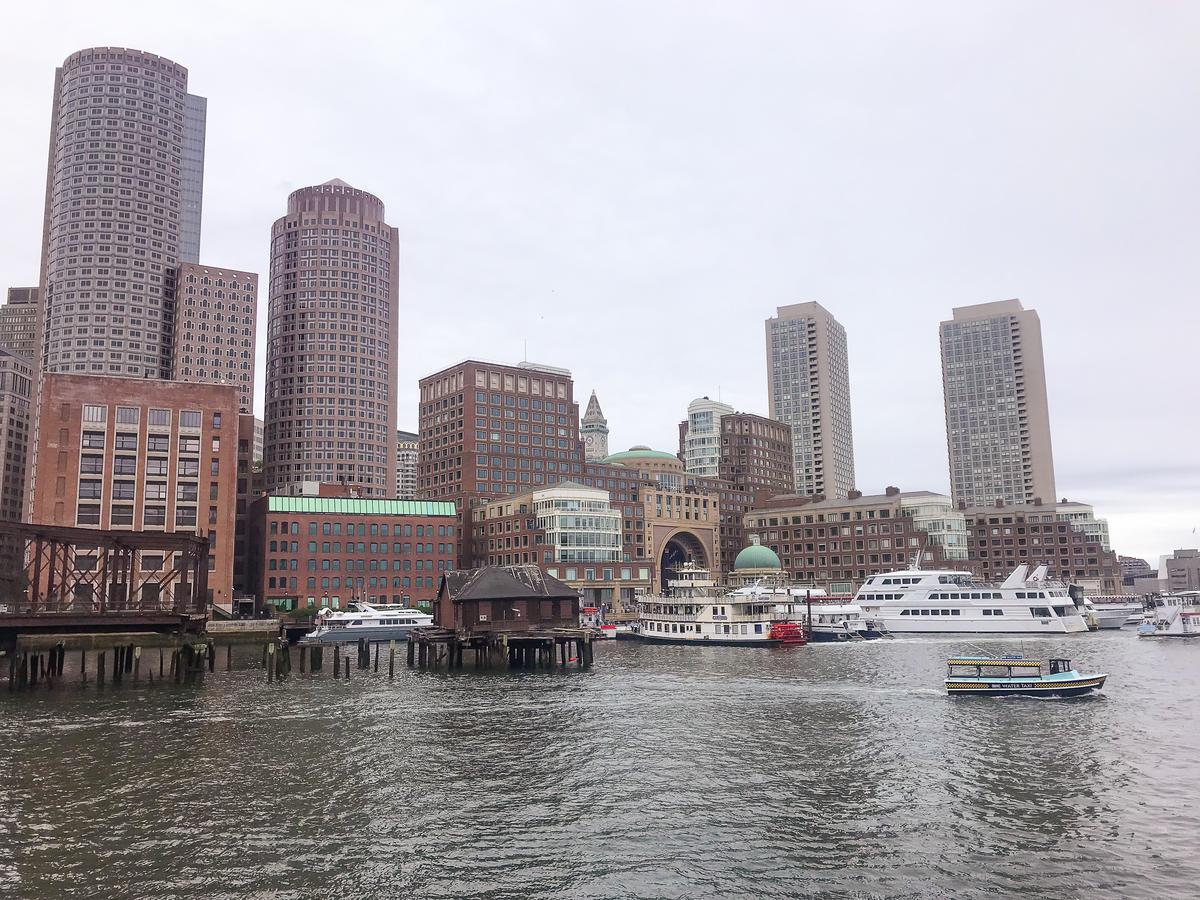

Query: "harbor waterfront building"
<box><xmin>681</xmin><ymin>396</ymin><xmax>734</xmax><ymax>477</ymax></box>
<box><xmin>0</xmin><ymin>289</ymin><xmax>39</xmax><ymax>358</ymax></box>
<box><xmin>1131</xmin><ymin>548</ymin><xmax>1200</xmax><ymax>595</ymax></box>
<box><xmin>580</xmin><ymin>391</ymin><xmax>609</xmax><ymax>462</ymax></box>
<box><xmin>248</xmin><ymin>495</ymin><xmax>457</xmax><ymax>612</ymax></box>
<box><xmin>1054</xmin><ymin>500</ymin><xmax>1112</xmax><ymax>552</ymax></box>
<box><xmin>171</xmin><ymin>263</ymin><xmax>258</xmax><ymax>412</ymax></box>
<box><xmin>940</xmin><ymin>299</ymin><xmax>1056</xmax><ymax>508</ymax></box>
<box><xmin>396</xmin><ymin>429</ymin><xmax>419</xmax><ymax>499</ymax></box>
<box><xmin>0</xmin><ymin>351</ymin><xmax>33</xmax><ymax>575</ymax></box>
<box><xmin>38</xmin><ymin>47</ymin><xmax>206</xmax><ymax>378</ymax></box>
<box><xmin>1120</xmin><ymin>555</ymin><xmax>1153</xmax><ymax>587</ymax></box>
<box><xmin>232</xmin><ymin>412</ymin><xmax>265</xmax><ymax>599</ymax></box>
<box><xmin>744</xmin><ymin>488</ymin><xmax>967</xmax><ymax>594</ymax></box>
<box><xmin>417</xmin><ymin>359</ymin><xmax>649</xmax><ymax>570</ymax></box>
<box><xmin>474</xmin><ymin>482</ymin><xmax>653</xmax><ymax>608</ymax></box>
<box><xmin>766</xmin><ymin>301</ymin><xmax>856</xmax><ymax>499</ymax></box>
<box><xmin>26</xmin><ymin>374</ymin><xmax>238</xmax><ymax>608</ymax></box>
<box><xmin>962</xmin><ymin>500</ymin><xmax>1121</xmax><ymax>594</ymax></box>
<box><xmin>263</xmin><ymin>179</ymin><xmax>399</xmax><ymax>498</ymax></box>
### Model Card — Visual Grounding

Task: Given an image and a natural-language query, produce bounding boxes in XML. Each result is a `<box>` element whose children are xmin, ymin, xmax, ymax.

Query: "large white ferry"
<box><xmin>299</xmin><ymin>602</ymin><xmax>433</xmax><ymax>644</ymax></box>
<box><xmin>855</xmin><ymin>564</ymin><xmax>1089</xmax><ymax>634</ymax></box>
<box><xmin>636</xmin><ymin>564</ymin><xmax>805</xmax><ymax>646</ymax></box>
<box><xmin>1138</xmin><ymin>592</ymin><xmax>1200</xmax><ymax>638</ymax></box>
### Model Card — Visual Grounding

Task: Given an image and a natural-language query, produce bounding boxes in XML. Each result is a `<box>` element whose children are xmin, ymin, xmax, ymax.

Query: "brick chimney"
<box><xmin>848</xmin><ymin>490</ymin><xmax>863</xmax><ymax>500</ymax></box>
<box><xmin>885</xmin><ymin>486</ymin><xmax>900</xmax><ymax>497</ymax></box>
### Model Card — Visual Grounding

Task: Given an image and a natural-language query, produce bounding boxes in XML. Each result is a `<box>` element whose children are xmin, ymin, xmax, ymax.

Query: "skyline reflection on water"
<box><xmin>1</xmin><ymin>631</ymin><xmax>1197</xmax><ymax>899</ymax></box>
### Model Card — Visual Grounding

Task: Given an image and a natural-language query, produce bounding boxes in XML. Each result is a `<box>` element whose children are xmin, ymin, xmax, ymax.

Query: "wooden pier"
<box><xmin>6</xmin><ymin>631</ymin><xmax>216</xmax><ymax>691</ymax></box>
<box><xmin>407</xmin><ymin>627</ymin><xmax>594</xmax><ymax>671</ymax></box>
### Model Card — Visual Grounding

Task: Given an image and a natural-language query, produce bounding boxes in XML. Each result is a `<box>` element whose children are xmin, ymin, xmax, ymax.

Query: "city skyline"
<box><xmin>1</xmin><ymin>4</ymin><xmax>1197</xmax><ymax>560</ymax></box>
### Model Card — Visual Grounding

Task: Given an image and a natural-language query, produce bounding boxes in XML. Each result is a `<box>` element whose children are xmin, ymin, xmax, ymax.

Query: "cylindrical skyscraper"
<box><xmin>263</xmin><ymin>179</ymin><xmax>398</xmax><ymax>496</ymax></box>
<box><xmin>38</xmin><ymin>47</ymin><xmax>206</xmax><ymax>377</ymax></box>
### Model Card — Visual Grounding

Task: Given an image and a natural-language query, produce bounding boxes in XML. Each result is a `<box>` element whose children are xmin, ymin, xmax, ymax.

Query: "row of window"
<box><xmin>268</xmin><ymin>520</ymin><xmax>452</xmax><ymax>537</ymax></box>
<box><xmin>265</xmin><ymin>575</ymin><xmax>437</xmax><ymax>591</ymax></box>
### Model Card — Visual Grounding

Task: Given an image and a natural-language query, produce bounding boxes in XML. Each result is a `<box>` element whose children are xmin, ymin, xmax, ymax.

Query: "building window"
<box><xmin>116</xmin><ymin>407</ymin><xmax>139</xmax><ymax>425</ymax></box>
<box><xmin>82</xmin><ymin>404</ymin><xmax>106</xmax><ymax>424</ymax></box>
<box><xmin>148</xmin><ymin>408</ymin><xmax>171</xmax><ymax>427</ymax></box>
<box><xmin>180</xmin><ymin>410</ymin><xmax>202</xmax><ymax>429</ymax></box>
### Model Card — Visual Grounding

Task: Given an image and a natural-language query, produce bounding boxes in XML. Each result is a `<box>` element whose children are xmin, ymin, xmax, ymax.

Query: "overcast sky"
<box><xmin>2</xmin><ymin>1</ymin><xmax>1197</xmax><ymax>562</ymax></box>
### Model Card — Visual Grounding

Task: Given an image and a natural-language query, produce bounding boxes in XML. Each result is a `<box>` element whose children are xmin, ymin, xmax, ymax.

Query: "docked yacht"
<box><xmin>855</xmin><ymin>564</ymin><xmax>1090</xmax><ymax>634</ymax></box>
<box><xmin>299</xmin><ymin>602</ymin><xmax>433</xmax><ymax>644</ymax></box>
<box><xmin>1137</xmin><ymin>592</ymin><xmax>1200</xmax><ymax>638</ymax></box>
<box><xmin>637</xmin><ymin>563</ymin><xmax>805</xmax><ymax>645</ymax></box>
<box><xmin>1083</xmin><ymin>596</ymin><xmax>1145</xmax><ymax>629</ymax></box>
<box><xmin>731</xmin><ymin>583</ymin><xmax>887</xmax><ymax>642</ymax></box>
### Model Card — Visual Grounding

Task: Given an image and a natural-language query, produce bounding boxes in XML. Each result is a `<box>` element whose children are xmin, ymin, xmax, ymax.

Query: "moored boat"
<box><xmin>1084</xmin><ymin>596</ymin><xmax>1145</xmax><ymax>629</ymax></box>
<box><xmin>1137</xmin><ymin>592</ymin><xmax>1200</xmax><ymax>638</ymax></box>
<box><xmin>299</xmin><ymin>602</ymin><xmax>433</xmax><ymax>644</ymax></box>
<box><xmin>945</xmin><ymin>657</ymin><xmax>1107</xmax><ymax>697</ymax></box>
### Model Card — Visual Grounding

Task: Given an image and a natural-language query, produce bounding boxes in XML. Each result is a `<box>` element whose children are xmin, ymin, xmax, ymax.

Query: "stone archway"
<box><xmin>659</xmin><ymin>529</ymin><xmax>709</xmax><ymax>590</ymax></box>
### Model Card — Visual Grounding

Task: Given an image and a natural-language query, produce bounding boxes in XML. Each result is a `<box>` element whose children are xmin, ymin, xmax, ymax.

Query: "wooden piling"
<box><xmin>97</xmin><ymin>651</ymin><xmax>106</xmax><ymax>686</ymax></box>
<box><xmin>344</xmin><ymin>657</ymin><xmax>350</xmax><ymax>679</ymax></box>
<box><xmin>133</xmin><ymin>646</ymin><xmax>141</xmax><ymax>682</ymax></box>
<box><xmin>267</xmin><ymin>642</ymin><xmax>275</xmax><ymax>683</ymax></box>
<box><xmin>407</xmin><ymin>637</ymin><xmax>415</xmax><ymax>667</ymax></box>
<box><xmin>388</xmin><ymin>640</ymin><xmax>395</xmax><ymax>678</ymax></box>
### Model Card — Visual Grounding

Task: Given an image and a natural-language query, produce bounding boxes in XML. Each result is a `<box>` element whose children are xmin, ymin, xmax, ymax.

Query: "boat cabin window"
<box><xmin>982</xmin><ymin>609</ymin><xmax>1004</xmax><ymax>616</ymax></box>
<box><xmin>1052</xmin><ymin>606</ymin><xmax>1070</xmax><ymax>617</ymax></box>
<box><xmin>1029</xmin><ymin>607</ymin><xmax>1052</xmax><ymax>618</ymax></box>
<box><xmin>1048</xmin><ymin>659</ymin><xmax>1072</xmax><ymax>675</ymax></box>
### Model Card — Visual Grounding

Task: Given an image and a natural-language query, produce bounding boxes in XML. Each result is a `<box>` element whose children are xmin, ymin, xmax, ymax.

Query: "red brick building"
<box><xmin>26</xmin><ymin>374</ymin><xmax>239</xmax><ymax>607</ymax></box>
<box><xmin>248</xmin><ymin>495</ymin><xmax>458</xmax><ymax>611</ymax></box>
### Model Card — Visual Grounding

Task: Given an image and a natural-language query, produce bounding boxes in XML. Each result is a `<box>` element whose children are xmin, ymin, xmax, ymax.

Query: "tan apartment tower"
<box><xmin>765</xmin><ymin>302</ymin><xmax>856</xmax><ymax>499</ymax></box>
<box><xmin>939</xmin><ymin>299</ymin><xmax>1056</xmax><ymax>507</ymax></box>
<box><xmin>171</xmin><ymin>263</ymin><xmax>258</xmax><ymax>412</ymax></box>
<box><xmin>36</xmin><ymin>47</ymin><xmax>206</xmax><ymax>378</ymax></box>
<box><xmin>263</xmin><ymin>179</ymin><xmax>398</xmax><ymax>497</ymax></box>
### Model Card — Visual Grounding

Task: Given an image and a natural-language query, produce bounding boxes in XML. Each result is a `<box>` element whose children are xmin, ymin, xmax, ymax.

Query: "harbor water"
<box><xmin>2</xmin><ymin>631</ymin><xmax>1198</xmax><ymax>899</ymax></box>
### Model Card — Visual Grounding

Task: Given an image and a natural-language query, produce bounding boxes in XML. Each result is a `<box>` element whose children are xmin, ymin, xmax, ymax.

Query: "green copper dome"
<box><xmin>602</xmin><ymin>445</ymin><xmax>681</xmax><ymax>465</ymax></box>
<box><xmin>734</xmin><ymin>543</ymin><xmax>782</xmax><ymax>571</ymax></box>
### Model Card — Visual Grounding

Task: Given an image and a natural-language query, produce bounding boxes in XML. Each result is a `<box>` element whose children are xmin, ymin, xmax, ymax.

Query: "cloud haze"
<box><xmin>1</xmin><ymin>0</ymin><xmax>1197</xmax><ymax>562</ymax></box>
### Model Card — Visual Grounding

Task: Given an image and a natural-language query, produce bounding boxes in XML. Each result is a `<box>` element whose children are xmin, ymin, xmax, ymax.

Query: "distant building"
<box><xmin>682</xmin><ymin>396</ymin><xmax>733</xmax><ymax>477</ymax></box>
<box><xmin>727</xmin><ymin>535</ymin><xmax>786</xmax><ymax>587</ymax></box>
<box><xmin>26</xmin><ymin>374</ymin><xmax>239</xmax><ymax>608</ymax></box>
<box><xmin>1119</xmin><ymin>555</ymin><xmax>1152</xmax><ymax>586</ymax></box>
<box><xmin>940</xmin><ymin>300</ymin><xmax>1056</xmax><ymax>508</ymax></box>
<box><xmin>580</xmin><ymin>391</ymin><xmax>609</xmax><ymax>462</ymax></box>
<box><xmin>766</xmin><ymin>301</ymin><xmax>856</xmax><ymax>499</ymax></box>
<box><xmin>1162</xmin><ymin>548</ymin><xmax>1200</xmax><ymax>592</ymax></box>
<box><xmin>264</xmin><ymin>179</ymin><xmax>398</xmax><ymax>497</ymax></box>
<box><xmin>232</xmin><ymin>413</ymin><xmax>265</xmax><ymax>598</ymax></box>
<box><xmin>396</xmin><ymin>429</ymin><xmax>418</xmax><ymax>499</ymax></box>
<box><xmin>0</xmin><ymin>288</ymin><xmax>38</xmax><ymax>358</ymax></box>
<box><xmin>249</xmin><ymin>495</ymin><xmax>458</xmax><ymax>612</ymax></box>
<box><xmin>0</xmin><ymin>350</ymin><xmax>32</xmax><ymax>574</ymax></box>
<box><xmin>253</xmin><ymin>417</ymin><xmax>264</xmax><ymax>466</ymax></box>
<box><xmin>475</xmin><ymin>481</ymin><xmax>653</xmax><ymax>608</ymax></box>
<box><xmin>961</xmin><ymin>499</ymin><xmax>1121</xmax><ymax>593</ymax></box>
<box><xmin>1054</xmin><ymin>500</ymin><xmax>1112</xmax><ymax>552</ymax></box>
<box><xmin>744</xmin><ymin>487</ymin><xmax>967</xmax><ymax>593</ymax></box>
<box><xmin>171</xmin><ymin>263</ymin><xmax>258</xmax><ymax>412</ymax></box>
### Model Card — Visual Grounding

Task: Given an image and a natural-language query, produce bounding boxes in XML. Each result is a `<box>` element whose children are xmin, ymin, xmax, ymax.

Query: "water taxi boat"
<box><xmin>856</xmin><ymin>564</ymin><xmax>1089</xmax><ymax>634</ymax></box>
<box><xmin>945</xmin><ymin>657</ymin><xmax>1107</xmax><ymax>697</ymax></box>
<box><xmin>1137</xmin><ymin>592</ymin><xmax>1200</xmax><ymax>638</ymax></box>
<box><xmin>299</xmin><ymin>602</ymin><xmax>433</xmax><ymax>644</ymax></box>
<box><xmin>636</xmin><ymin>563</ymin><xmax>806</xmax><ymax>646</ymax></box>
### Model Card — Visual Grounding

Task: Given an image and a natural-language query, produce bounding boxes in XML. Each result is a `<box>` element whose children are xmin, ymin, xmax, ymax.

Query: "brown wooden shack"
<box><xmin>436</xmin><ymin>564</ymin><xmax>581</xmax><ymax>635</ymax></box>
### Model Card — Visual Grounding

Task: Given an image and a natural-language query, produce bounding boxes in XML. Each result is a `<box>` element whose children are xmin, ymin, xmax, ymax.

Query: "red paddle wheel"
<box><xmin>769</xmin><ymin>622</ymin><xmax>808</xmax><ymax>645</ymax></box>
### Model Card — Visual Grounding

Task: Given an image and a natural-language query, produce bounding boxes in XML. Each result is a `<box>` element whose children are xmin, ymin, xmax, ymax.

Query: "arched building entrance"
<box><xmin>659</xmin><ymin>530</ymin><xmax>709</xmax><ymax>590</ymax></box>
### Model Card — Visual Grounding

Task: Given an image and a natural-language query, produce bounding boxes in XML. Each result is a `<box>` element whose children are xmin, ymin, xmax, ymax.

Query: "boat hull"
<box><xmin>946</xmin><ymin>674</ymin><xmax>1107</xmax><ymax>697</ymax></box>
<box><xmin>299</xmin><ymin>624</ymin><xmax>424</xmax><ymax>644</ymax></box>
<box><xmin>635</xmin><ymin>632</ymin><xmax>793</xmax><ymax>647</ymax></box>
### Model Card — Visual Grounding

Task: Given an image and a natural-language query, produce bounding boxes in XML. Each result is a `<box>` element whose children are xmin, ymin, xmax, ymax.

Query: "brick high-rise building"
<box><xmin>0</xmin><ymin>350</ymin><xmax>33</xmax><ymax>574</ymax></box>
<box><xmin>263</xmin><ymin>179</ymin><xmax>398</xmax><ymax>497</ymax></box>
<box><xmin>172</xmin><ymin>263</ymin><xmax>257</xmax><ymax>412</ymax></box>
<box><xmin>940</xmin><ymin>299</ymin><xmax>1056</xmax><ymax>508</ymax></box>
<box><xmin>766</xmin><ymin>301</ymin><xmax>856</xmax><ymax>499</ymax></box>
<box><xmin>418</xmin><ymin>359</ymin><xmax>650</xmax><ymax>569</ymax></box>
<box><xmin>26</xmin><ymin>374</ymin><xmax>238</xmax><ymax>608</ymax></box>
<box><xmin>0</xmin><ymin>289</ymin><xmax>39</xmax><ymax>358</ymax></box>
<box><xmin>37</xmin><ymin>48</ymin><xmax>206</xmax><ymax>378</ymax></box>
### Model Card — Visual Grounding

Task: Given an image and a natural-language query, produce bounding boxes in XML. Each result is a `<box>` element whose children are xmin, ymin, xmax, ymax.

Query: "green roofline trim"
<box><xmin>266</xmin><ymin>497</ymin><xmax>457</xmax><ymax>517</ymax></box>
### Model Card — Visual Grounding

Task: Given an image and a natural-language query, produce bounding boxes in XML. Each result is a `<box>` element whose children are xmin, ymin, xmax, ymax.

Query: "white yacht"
<box><xmin>1083</xmin><ymin>596</ymin><xmax>1145</xmax><ymax>629</ymax></box>
<box><xmin>299</xmin><ymin>602</ymin><xmax>433</xmax><ymax>644</ymax></box>
<box><xmin>731</xmin><ymin>583</ymin><xmax>887</xmax><ymax>642</ymax></box>
<box><xmin>636</xmin><ymin>564</ymin><xmax>806</xmax><ymax>645</ymax></box>
<box><xmin>855</xmin><ymin>564</ymin><xmax>1090</xmax><ymax>634</ymax></box>
<box><xmin>1137</xmin><ymin>592</ymin><xmax>1200</xmax><ymax>638</ymax></box>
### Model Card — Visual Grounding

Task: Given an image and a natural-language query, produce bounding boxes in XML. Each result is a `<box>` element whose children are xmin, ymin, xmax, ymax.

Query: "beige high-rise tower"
<box><xmin>765</xmin><ymin>301</ymin><xmax>856</xmax><ymax>498</ymax></box>
<box><xmin>263</xmin><ymin>179</ymin><xmax>398</xmax><ymax>497</ymax></box>
<box><xmin>939</xmin><ymin>299</ymin><xmax>1056</xmax><ymax>508</ymax></box>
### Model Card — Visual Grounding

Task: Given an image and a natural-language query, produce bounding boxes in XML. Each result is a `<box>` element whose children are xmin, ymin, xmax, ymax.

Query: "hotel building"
<box><xmin>171</xmin><ymin>263</ymin><xmax>257</xmax><ymax>412</ymax></box>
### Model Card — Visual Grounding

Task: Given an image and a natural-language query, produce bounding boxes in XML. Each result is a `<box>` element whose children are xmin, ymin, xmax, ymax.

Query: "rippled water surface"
<box><xmin>2</xmin><ymin>632</ymin><xmax>1198</xmax><ymax>899</ymax></box>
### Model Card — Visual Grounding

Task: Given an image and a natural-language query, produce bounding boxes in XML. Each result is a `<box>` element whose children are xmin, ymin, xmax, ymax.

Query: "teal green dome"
<box><xmin>734</xmin><ymin>543</ymin><xmax>782</xmax><ymax>571</ymax></box>
<box><xmin>602</xmin><ymin>445</ymin><xmax>681</xmax><ymax>465</ymax></box>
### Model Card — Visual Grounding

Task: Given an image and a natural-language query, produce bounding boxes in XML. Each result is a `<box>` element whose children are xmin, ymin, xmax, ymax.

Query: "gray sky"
<box><xmin>2</xmin><ymin>0</ymin><xmax>1197</xmax><ymax>563</ymax></box>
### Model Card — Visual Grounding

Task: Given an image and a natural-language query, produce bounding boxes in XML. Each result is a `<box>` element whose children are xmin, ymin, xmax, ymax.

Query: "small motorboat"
<box><xmin>944</xmin><ymin>656</ymin><xmax>1107</xmax><ymax>697</ymax></box>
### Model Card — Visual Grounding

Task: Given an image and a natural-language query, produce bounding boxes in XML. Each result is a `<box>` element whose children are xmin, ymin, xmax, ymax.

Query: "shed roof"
<box><xmin>442</xmin><ymin>565</ymin><xmax>580</xmax><ymax>603</ymax></box>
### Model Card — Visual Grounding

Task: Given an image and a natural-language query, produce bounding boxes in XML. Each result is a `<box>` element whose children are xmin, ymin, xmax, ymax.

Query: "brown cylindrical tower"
<box><xmin>263</xmin><ymin>179</ymin><xmax>399</xmax><ymax>496</ymax></box>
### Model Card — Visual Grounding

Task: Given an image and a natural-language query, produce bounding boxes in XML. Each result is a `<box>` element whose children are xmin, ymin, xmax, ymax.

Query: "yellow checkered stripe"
<box><xmin>947</xmin><ymin>658</ymin><xmax>1041</xmax><ymax>668</ymax></box>
<box><xmin>947</xmin><ymin>677</ymin><xmax>1104</xmax><ymax>690</ymax></box>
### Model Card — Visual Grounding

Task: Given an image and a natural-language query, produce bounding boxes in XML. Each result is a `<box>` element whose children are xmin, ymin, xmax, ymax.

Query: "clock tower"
<box><xmin>580</xmin><ymin>390</ymin><xmax>609</xmax><ymax>462</ymax></box>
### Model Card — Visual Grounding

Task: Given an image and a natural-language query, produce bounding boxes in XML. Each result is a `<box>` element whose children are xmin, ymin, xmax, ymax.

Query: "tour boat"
<box><xmin>1083</xmin><ymin>596</ymin><xmax>1145</xmax><ymax>629</ymax></box>
<box><xmin>1137</xmin><ymin>592</ymin><xmax>1200</xmax><ymax>638</ymax></box>
<box><xmin>855</xmin><ymin>564</ymin><xmax>1089</xmax><ymax>634</ymax></box>
<box><xmin>636</xmin><ymin>563</ymin><xmax>805</xmax><ymax>646</ymax></box>
<box><xmin>730</xmin><ymin>583</ymin><xmax>887</xmax><ymax>642</ymax></box>
<box><xmin>945</xmin><ymin>657</ymin><xmax>1108</xmax><ymax>697</ymax></box>
<box><xmin>299</xmin><ymin>602</ymin><xmax>433</xmax><ymax>644</ymax></box>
